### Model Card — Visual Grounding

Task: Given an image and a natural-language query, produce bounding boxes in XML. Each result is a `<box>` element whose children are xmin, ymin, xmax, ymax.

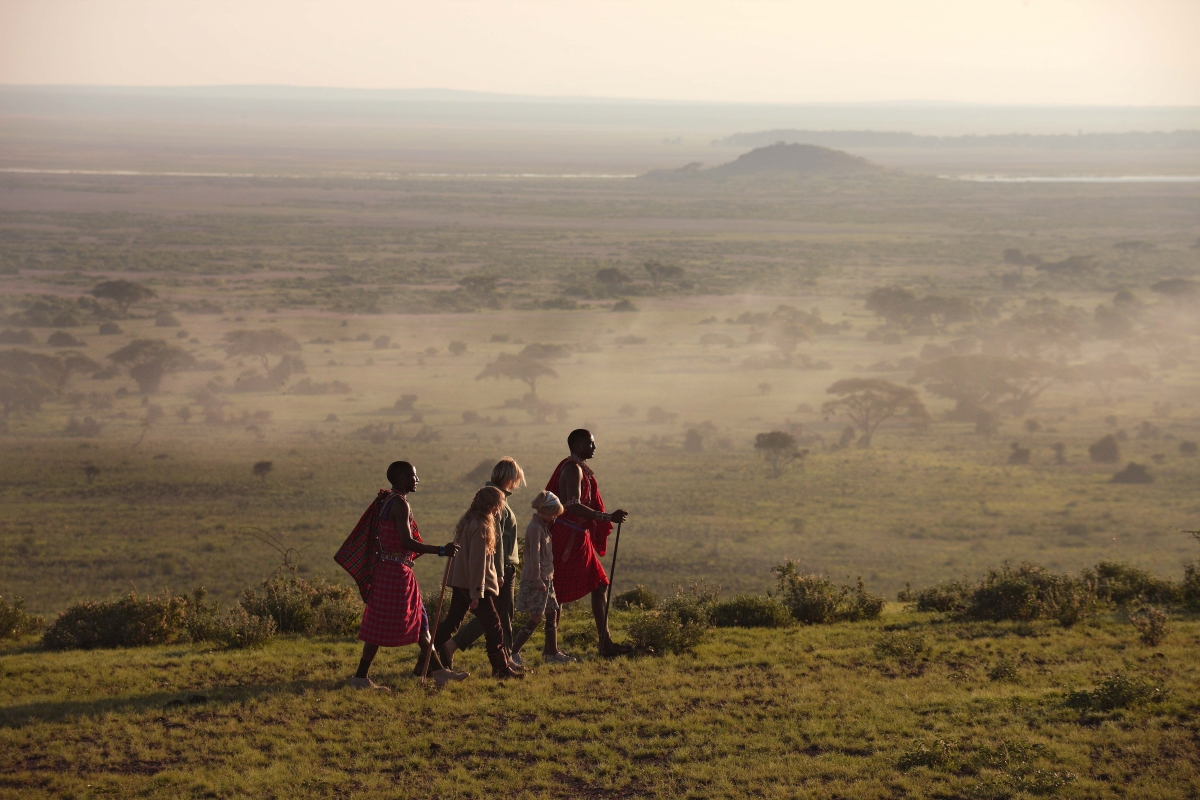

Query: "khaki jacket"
<box><xmin>448</xmin><ymin>520</ymin><xmax>500</xmax><ymax>600</ymax></box>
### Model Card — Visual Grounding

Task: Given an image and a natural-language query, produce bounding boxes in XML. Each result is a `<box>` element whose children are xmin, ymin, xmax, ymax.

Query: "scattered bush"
<box><xmin>661</xmin><ymin>582</ymin><xmax>719</xmax><ymax>626</ymax></box>
<box><xmin>1129</xmin><ymin>606</ymin><xmax>1169</xmax><ymax>646</ymax></box>
<box><xmin>710</xmin><ymin>594</ymin><xmax>792</xmax><ymax>628</ymax></box>
<box><xmin>612</xmin><ymin>585</ymin><xmax>658</xmax><ymax>611</ymax></box>
<box><xmin>1066</xmin><ymin>671</ymin><xmax>1167</xmax><ymax>711</ymax></box>
<box><xmin>0</xmin><ymin>595</ymin><xmax>45</xmax><ymax>639</ymax></box>
<box><xmin>1180</xmin><ymin>440</ymin><xmax>1198</xmax><ymax>457</ymax></box>
<box><xmin>1086</xmin><ymin>561</ymin><xmax>1179</xmax><ymax>606</ymax></box>
<box><xmin>912</xmin><ymin>580</ymin><xmax>972</xmax><ymax>614</ymax></box>
<box><xmin>1183</xmin><ymin>561</ymin><xmax>1200</xmax><ymax>611</ymax></box>
<box><xmin>1112</xmin><ymin>462</ymin><xmax>1153</xmax><ymax>484</ymax></box>
<box><xmin>772</xmin><ymin>562</ymin><xmax>884</xmax><ymax>624</ymax></box>
<box><xmin>219</xmin><ymin>605</ymin><xmax>277</xmax><ymax>649</ymax></box>
<box><xmin>42</xmin><ymin>591</ymin><xmax>191</xmax><ymax>650</ymax></box>
<box><xmin>239</xmin><ymin>571</ymin><xmax>360</xmax><ymax>636</ymax></box>
<box><xmin>1089</xmin><ymin>434</ymin><xmax>1120</xmax><ymax>463</ymax></box>
<box><xmin>626</xmin><ymin>609</ymin><xmax>707</xmax><ymax>655</ymax></box>
<box><xmin>966</xmin><ymin>562</ymin><xmax>1097</xmax><ymax>627</ymax></box>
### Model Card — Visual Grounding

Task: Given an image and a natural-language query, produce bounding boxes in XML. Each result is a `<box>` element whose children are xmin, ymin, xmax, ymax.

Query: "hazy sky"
<box><xmin>1</xmin><ymin>0</ymin><xmax>1197</xmax><ymax>105</ymax></box>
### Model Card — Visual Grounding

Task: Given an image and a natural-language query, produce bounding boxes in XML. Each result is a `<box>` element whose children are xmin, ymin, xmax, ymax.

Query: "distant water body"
<box><xmin>946</xmin><ymin>174</ymin><xmax>1200</xmax><ymax>183</ymax></box>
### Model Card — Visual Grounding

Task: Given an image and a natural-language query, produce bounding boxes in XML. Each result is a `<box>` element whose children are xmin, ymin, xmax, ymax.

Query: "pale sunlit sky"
<box><xmin>1</xmin><ymin>0</ymin><xmax>1197</xmax><ymax>105</ymax></box>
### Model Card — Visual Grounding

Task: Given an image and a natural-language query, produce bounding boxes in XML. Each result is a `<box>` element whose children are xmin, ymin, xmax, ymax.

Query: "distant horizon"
<box><xmin>1</xmin><ymin>84</ymin><xmax>1198</xmax><ymax>110</ymax></box>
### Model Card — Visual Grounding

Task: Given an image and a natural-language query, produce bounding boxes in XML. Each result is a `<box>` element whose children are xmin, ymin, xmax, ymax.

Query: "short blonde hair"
<box><xmin>530</xmin><ymin>490</ymin><xmax>564</xmax><ymax>517</ymax></box>
<box><xmin>491</xmin><ymin>457</ymin><xmax>526</xmax><ymax>490</ymax></box>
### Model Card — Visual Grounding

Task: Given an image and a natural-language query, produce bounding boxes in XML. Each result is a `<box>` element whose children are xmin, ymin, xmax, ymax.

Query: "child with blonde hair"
<box><xmin>511</xmin><ymin>490</ymin><xmax>576</xmax><ymax>664</ymax></box>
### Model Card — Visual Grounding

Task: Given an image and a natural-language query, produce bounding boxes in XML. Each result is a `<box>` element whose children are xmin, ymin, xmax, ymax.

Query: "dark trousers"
<box><xmin>451</xmin><ymin>564</ymin><xmax>515</xmax><ymax>651</ymax></box>
<box><xmin>435</xmin><ymin>587</ymin><xmax>508</xmax><ymax>675</ymax></box>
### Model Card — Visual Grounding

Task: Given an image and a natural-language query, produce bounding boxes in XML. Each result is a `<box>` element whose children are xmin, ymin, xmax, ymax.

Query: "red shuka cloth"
<box><xmin>546</xmin><ymin>457</ymin><xmax>613</xmax><ymax>604</ymax></box>
<box><xmin>355</xmin><ymin>492</ymin><xmax>427</xmax><ymax>647</ymax></box>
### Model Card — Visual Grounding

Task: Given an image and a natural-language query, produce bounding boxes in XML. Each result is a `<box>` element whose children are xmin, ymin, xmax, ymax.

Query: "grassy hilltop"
<box><xmin>3</xmin><ymin>607</ymin><xmax>1198</xmax><ymax>799</ymax></box>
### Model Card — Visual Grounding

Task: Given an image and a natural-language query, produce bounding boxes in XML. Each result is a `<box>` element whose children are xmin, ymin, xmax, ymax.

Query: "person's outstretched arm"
<box><xmin>391</xmin><ymin>496</ymin><xmax>459</xmax><ymax>557</ymax></box>
<box><xmin>557</xmin><ymin>463</ymin><xmax>627</xmax><ymax>524</ymax></box>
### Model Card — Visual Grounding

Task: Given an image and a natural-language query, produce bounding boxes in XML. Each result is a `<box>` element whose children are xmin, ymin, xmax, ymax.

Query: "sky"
<box><xmin>1</xmin><ymin>0</ymin><xmax>1197</xmax><ymax>105</ymax></box>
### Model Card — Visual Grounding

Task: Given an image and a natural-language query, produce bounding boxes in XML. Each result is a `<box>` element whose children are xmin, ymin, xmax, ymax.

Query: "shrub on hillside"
<box><xmin>1129</xmin><ymin>606</ymin><xmax>1169</xmax><ymax>646</ymax></box>
<box><xmin>612</xmin><ymin>585</ymin><xmax>658</xmax><ymax>611</ymax></box>
<box><xmin>627</xmin><ymin>584</ymin><xmax>715</xmax><ymax>655</ymax></box>
<box><xmin>626</xmin><ymin>610</ymin><xmax>708</xmax><ymax>655</ymax></box>
<box><xmin>911</xmin><ymin>580</ymin><xmax>973</xmax><ymax>613</ymax></box>
<box><xmin>43</xmin><ymin>592</ymin><xmax>191</xmax><ymax>650</ymax></box>
<box><xmin>710</xmin><ymin>595</ymin><xmax>793</xmax><ymax>628</ymax></box>
<box><xmin>240</xmin><ymin>571</ymin><xmax>362</xmax><ymax>635</ymax></box>
<box><xmin>1066</xmin><ymin>671</ymin><xmax>1167</xmax><ymax>711</ymax></box>
<box><xmin>219</xmin><ymin>605</ymin><xmax>276</xmax><ymax>649</ymax></box>
<box><xmin>965</xmin><ymin>562</ymin><xmax>1097</xmax><ymax>627</ymax></box>
<box><xmin>1085</xmin><ymin>561</ymin><xmax>1180</xmax><ymax>606</ymax></box>
<box><xmin>1183</xmin><ymin>562</ymin><xmax>1200</xmax><ymax>611</ymax></box>
<box><xmin>772</xmin><ymin>562</ymin><xmax>885</xmax><ymax>624</ymax></box>
<box><xmin>0</xmin><ymin>595</ymin><xmax>45</xmax><ymax>639</ymax></box>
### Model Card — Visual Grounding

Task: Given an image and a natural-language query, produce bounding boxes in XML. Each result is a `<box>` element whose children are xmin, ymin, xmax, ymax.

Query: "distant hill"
<box><xmin>721</xmin><ymin>129</ymin><xmax>1200</xmax><ymax>150</ymax></box>
<box><xmin>642</xmin><ymin>142</ymin><xmax>882</xmax><ymax>180</ymax></box>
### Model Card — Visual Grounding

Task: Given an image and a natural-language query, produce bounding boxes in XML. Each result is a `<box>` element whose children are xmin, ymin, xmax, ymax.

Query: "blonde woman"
<box><xmin>433</xmin><ymin>486</ymin><xmax>523</xmax><ymax>680</ymax></box>
<box><xmin>443</xmin><ymin>458</ymin><xmax>525</xmax><ymax>668</ymax></box>
<box><xmin>511</xmin><ymin>490</ymin><xmax>576</xmax><ymax>665</ymax></box>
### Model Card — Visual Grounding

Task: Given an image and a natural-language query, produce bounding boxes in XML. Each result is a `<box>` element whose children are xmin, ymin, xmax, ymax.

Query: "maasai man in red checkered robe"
<box><xmin>546</xmin><ymin>429</ymin><xmax>631</xmax><ymax>657</ymax></box>
<box><xmin>339</xmin><ymin>460</ymin><xmax>462</xmax><ymax>690</ymax></box>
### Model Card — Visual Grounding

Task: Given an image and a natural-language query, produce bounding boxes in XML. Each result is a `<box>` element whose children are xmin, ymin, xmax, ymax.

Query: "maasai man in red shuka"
<box><xmin>338</xmin><ymin>460</ymin><xmax>463</xmax><ymax>690</ymax></box>
<box><xmin>546</xmin><ymin>429</ymin><xmax>631</xmax><ymax>657</ymax></box>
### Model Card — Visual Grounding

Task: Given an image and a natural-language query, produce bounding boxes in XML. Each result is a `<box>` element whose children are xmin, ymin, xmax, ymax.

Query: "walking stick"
<box><xmin>603</xmin><ymin>521</ymin><xmax>623</xmax><ymax>624</ymax></box>
<box><xmin>422</xmin><ymin>554</ymin><xmax>454</xmax><ymax>685</ymax></box>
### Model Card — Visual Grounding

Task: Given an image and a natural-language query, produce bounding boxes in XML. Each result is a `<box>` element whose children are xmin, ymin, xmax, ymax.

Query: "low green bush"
<box><xmin>1086</xmin><ymin>561</ymin><xmax>1180</xmax><ymax>606</ymax></box>
<box><xmin>626</xmin><ymin>610</ymin><xmax>707</xmax><ymax>655</ymax></box>
<box><xmin>240</xmin><ymin>571</ymin><xmax>360</xmax><ymax>635</ymax></box>
<box><xmin>966</xmin><ymin>562</ymin><xmax>1097</xmax><ymax>627</ymax></box>
<box><xmin>1129</xmin><ymin>606</ymin><xmax>1169</xmax><ymax>646</ymax></box>
<box><xmin>219</xmin><ymin>605</ymin><xmax>276</xmax><ymax>649</ymax></box>
<box><xmin>772</xmin><ymin>562</ymin><xmax>885</xmax><ymax>624</ymax></box>
<box><xmin>874</xmin><ymin>631</ymin><xmax>926</xmax><ymax>666</ymax></box>
<box><xmin>710</xmin><ymin>594</ymin><xmax>792</xmax><ymax>628</ymax></box>
<box><xmin>661</xmin><ymin>582</ymin><xmax>718</xmax><ymax>626</ymax></box>
<box><xmin>1183</xmin><ymin>561</ymin><xmax>1200</xmax><ymax>611</ymax></box>
<box><xmin>41</xmin><ymin>587</ymin><xmax>278</xmax><ymax>651</ymax></box>
<box><xmin>612</xmin><ymin>585</ymin><xmax>657</xmax><ymax>611</ymax></box>
<box><xmin>43</xmin><ymin>591</ymin><xmax>191</xmax><ymax>650</ymax></box>
<box><xmin>1066</xmin><ymin>671</ymin><xmax>1168</xmax><ymax>711</ymax></box>
<box><xmin>911</xmin><ymin>580</ymin><xmax>972</xmax><ymax>614</ymax></box>
<box><xmin>0</xmin><ymin>595</ymin><xmax>46</xmax><ymax>639</ymax></box>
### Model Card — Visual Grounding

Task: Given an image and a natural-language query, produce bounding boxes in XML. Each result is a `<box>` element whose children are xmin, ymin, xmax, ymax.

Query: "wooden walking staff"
<box><xmin>421</xmin><ymin>554</ymin><xmax>454</xmax><ymax>685</ymax></box>
<box><xmin>603</xmin><ymin>521</ymin><xmax>623</xmax><ymax>623</ymax></box>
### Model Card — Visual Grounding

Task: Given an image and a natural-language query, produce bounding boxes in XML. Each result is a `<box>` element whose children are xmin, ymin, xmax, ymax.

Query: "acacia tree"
<box><xmin>754</xmin><ymin>430</ymin><xmax>802</xmax><ymax>477</ymax></box>
<box><xmin>910</xmin><ymin>355</ymin><xmax>1060</xmax><ymax>419</ymax></box>
<box><xmin>643</xmin><ymin>260</ymin><xmax>684</xmax><ymax>290</ymax></box>
<box><xmin>91</xmin><ymin>280</ymin><xmax>157</xmax><ymax>315</ymax></box>
<box><xmin>223</xmin><ymin>330</ymin><xmax>301</xmax><ymax>372</ymax></box>
<box><xmin>822</xmin><ymin>378</ymin><xmax>928</xmax><ymax>448</ymax></box>
<box><xmin>108</xmin><ymin>339</ymin><xmax>196</xmax><ymax>394</ymax></box>
<box><xmin>476</xmin><ymin>353</ymin><xmax>558</xmax><ymax>398</ymax></box>
<box><xmin>1070</xmin><ymin>358</ymin><xmax>1151</xmax><ymax>402</ymax></box>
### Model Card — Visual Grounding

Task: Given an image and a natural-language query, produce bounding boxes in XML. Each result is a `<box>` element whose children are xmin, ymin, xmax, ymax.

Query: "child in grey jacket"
<box><xmin>512</xmin><ymin>491</ymin><xmax>576</xmax><ymax>664</ymax></box>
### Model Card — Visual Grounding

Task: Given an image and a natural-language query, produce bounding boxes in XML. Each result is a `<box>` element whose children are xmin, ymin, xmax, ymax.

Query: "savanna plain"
<box><xmin>1</xmin><ymin>116</ymin><xmax>1199</xmax><ymax>798</ymax></box>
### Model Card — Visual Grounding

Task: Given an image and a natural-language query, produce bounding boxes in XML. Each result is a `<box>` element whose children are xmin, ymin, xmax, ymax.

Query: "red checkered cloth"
<box><xmin>335</xmin><ymin>490</ymin><xmax>425</xmax><ymax>601</ymax></box>
<box><xmin>355</xmin><ymin>493</ymin><xmax>428</xmax><ymax>647</ymax></box>
<box><xmin>546</xmin><ymin>457</ymin><xmax>613</xmax><ymax>604</ymax></box>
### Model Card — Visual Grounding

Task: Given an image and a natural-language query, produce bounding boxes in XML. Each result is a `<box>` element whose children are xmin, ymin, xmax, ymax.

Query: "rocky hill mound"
<box><xmin>642</xmin><ymin>142</ymin><xmax>882</xmax><ymax>180</ymax></box>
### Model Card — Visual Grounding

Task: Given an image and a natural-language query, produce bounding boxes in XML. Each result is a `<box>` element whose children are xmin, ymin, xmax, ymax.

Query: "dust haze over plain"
<box><xmin>1</xmin><ymin>0</ymin><xmax>1199</xmax><ymax>615</ymax></box>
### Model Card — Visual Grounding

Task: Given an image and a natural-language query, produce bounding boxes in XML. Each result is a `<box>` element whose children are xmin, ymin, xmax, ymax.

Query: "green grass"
<box><xmin>2</xmin><ymin>606</ymin><xmax>1197</xmax><ymax>799</ymax></box>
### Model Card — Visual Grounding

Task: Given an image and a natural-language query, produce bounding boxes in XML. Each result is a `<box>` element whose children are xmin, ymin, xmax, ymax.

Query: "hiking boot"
<box><xmin>348</xmin><ymin>676</ymin><xmax>390</xmax><ymax>692</ymax></box>
<box><xmin>431</xmin><ymin>668</ymin><xmax>469</xmax><ymax>687</ymax></box>
<box><xmin>510</xmin><ymin>652</ymin><xmax>525</xmax><ymax>668</ymax></box>
<box><xmin>543</xmin><ymin>651</ymin><xmax>576</xmax><ymax>665</ymax></box>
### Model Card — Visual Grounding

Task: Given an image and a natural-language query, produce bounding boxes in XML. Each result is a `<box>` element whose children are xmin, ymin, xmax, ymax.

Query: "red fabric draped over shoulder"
<box><xmin>545</xmin><ymin>457</ymin><xmax>613</xmax><ymax>604</ymax></box>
